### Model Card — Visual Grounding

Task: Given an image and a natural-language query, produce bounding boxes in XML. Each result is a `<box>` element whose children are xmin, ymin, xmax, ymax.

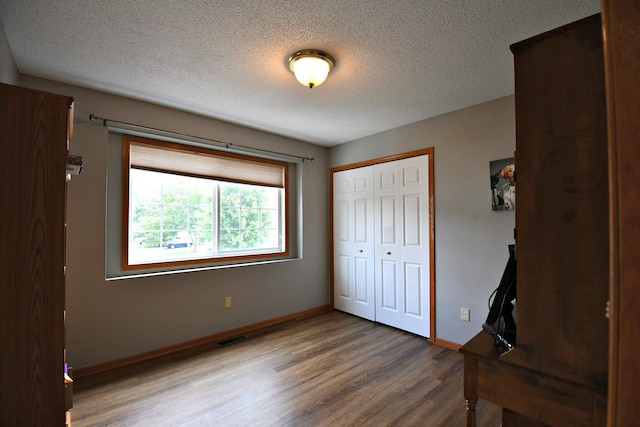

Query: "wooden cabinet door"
<box><xmin>0</xmin><ymin>83</ymin><xmax>72</xmax><ymax>425</ymax></box>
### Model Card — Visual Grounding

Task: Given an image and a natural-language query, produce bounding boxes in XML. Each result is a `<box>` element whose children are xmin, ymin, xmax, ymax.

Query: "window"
<box><xmin>122</xmin><ymin>135</ymin><xmax>288</xmax><ymax>270</ymax></box>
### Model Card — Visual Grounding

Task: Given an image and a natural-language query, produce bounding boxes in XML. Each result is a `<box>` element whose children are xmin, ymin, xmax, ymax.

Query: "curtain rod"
<box><xmin>88</xmin><ymin>114</ymin><xmax>315</xmax><ymax>163</ymax></box>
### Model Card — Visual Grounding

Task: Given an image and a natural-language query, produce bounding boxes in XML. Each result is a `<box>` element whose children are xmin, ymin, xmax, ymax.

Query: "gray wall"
<box><xmin>19</xmin><ymin>76</ymin><xmax>331</xmax><ymax>369</ymax></box>
<box><xmin>330</xmin><ymin>96</ymin><xmax>516</xmax><ymax>345</ymax></box>
<box><xmin>0</xmin><ymin>20</ymin><xmax>17</xmax><ymax>84</ymax></box>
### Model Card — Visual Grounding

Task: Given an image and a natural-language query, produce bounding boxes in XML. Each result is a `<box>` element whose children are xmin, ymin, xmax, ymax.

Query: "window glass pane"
<box><xmin>219</xmin><ymin>229</ymin><xmax>241</xmax><ymax>251</ymax></box>
<box><xmin>240</xmin><ymin>229</ymin><xmax>260</xmax><ymax>250</ymax></box>
<box><xmin>193</xmin><ymin>230</ymin><xmax>214</xmax><ymax>251</ymax></box>
<box><xmin>133</xmin><ymin>231</ymin><xmax>161</xmax><ymax>249</ymax></box>
<box><xmin>190</xmin><ymin>182</ymin><xmax>213</xmax><ymax>205</ymax></box>
<box><xmin>261</xmin><ymin>190</ymin><xmax>279</xmax><ymax>209</ymax></box>
<box><xmin>129</xmin><ymin>170</ymin><xmax>217</xmax><ymax>265</ymax></box>
<box><xmin>261</xmin><ymin>209</ymin><xmax>279</xmax><ymax>230</ymax></box>
<box><xmin>129</xmin><ymin>235</ymin><xmax>162</xmax><ymax>264</ymax></box>
<box><xmin>240</xmin><ymin>188</ymin><xmax>260</xmax><ymax>209</ymax></box>
<box><xmin>220</xmin><ymin>206</ymin><xmax>241</xmax><ymax>230</ymax></box>
<box><xmin>132</xmin><ymin>204</ymin><xmax>161</xmax><ymax>233</ymax></box>
<box><xmin>240</xmin><ymin>208</ymin><xmax>260</xmax><ymax>229</ymax></box>
<box><xmin>220</xmin><ymin>185</ymin><xmax>241</xmax><ymax>208</ymax></box>
<box><xmin>260</xmin><ymin>229</ymin><xmax>280</xmax><ymax>248</ymax></box>
<box><xmin>218</xmin><ymin>183</ymin><xmax>281</xmax><ymax>253</ymax></box>
<box><xmin>131</xmin><ymin>169</ymin><xmax>163</xmax><ymax>204</ymax></box>
<box><xmin>162</xmin><ymin>205</ymin><xmax>188</xmax><ymax>231</ymax></box>
<box><xmin>162</xmin><ymin>176</ymin><xmax>189</xmax><ymax>205</ymax></box>
<box><xmin>190</xmin><ymin>204</ymin><xmax>213</xmax><ymax>230</ymax></box>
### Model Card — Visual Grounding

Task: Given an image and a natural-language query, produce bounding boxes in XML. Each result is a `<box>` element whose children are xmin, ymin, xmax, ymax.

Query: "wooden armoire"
<box><xmin>0</xmin><ymin>83</ymin><xmax>73</xmax><ymax>425</ymax></box>
<box><xmin>461</xmin><ymin>14</ymin><xmax>609</xmax><ymax>427</ymax></box>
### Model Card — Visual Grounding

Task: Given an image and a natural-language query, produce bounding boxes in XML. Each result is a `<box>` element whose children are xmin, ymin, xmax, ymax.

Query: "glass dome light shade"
<box><xmin>288</xmin><ymin>50</ymin><xmax>335</xmax><ymax>89</ymax></box>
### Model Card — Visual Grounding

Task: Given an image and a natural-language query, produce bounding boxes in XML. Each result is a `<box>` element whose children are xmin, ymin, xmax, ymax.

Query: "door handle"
<box><xmin>387</xmin><ymin>251</ymin><xmax>392</xmax><ymax>255</ymax></box>
<box><xmin>359</xmin><ymin>249</ymin><xmax>364</xmax><ymax>253</ymax></box>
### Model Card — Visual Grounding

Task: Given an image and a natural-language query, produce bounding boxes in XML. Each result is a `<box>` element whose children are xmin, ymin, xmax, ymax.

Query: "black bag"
<box><xmin>482</xmin><ymin>244</ymin><xmax>517</xmax><ymax>348</ymax></box>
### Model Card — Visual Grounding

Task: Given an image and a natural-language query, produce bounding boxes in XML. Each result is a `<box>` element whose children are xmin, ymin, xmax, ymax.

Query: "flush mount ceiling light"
<box><xmin>288</xmin><ymin>49</ymin><xmax>335</xmax><ymax>89</ymax></box>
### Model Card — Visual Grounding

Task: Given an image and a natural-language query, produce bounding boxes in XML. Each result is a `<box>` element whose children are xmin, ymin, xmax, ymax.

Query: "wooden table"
<box><xmin>459</xmin><ymin>331</ymin><xmax>606</xmax><ymax>427</ymax></box>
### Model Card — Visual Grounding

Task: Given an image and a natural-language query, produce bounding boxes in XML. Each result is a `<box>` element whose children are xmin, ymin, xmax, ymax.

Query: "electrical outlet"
<box><xmin>224</xmin><ymin>296</ymin><xmax>232</xmax><ymax>309</ymax></box>
<box><xmin>461</xmin><ymin>307</ymin><xmax>470</xmax><ymax>322</ymax></box>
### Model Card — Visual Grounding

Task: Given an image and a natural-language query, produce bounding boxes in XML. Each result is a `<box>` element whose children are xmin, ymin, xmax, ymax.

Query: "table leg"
<box><xmin>465</xmin><ymin>397</ymin><xmax>477</xmax><ymax>427</ymax></box>
<box><xmin>463</xmin><ymin>354</ymin><xmax>478</xmax><ymax>427</ymax></box>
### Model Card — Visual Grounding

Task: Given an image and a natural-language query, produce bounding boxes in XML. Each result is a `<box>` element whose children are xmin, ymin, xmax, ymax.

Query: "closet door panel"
<box><xmin>333</xmin><ymin>178</ymin><xmax>353</xmax><ymax>314</ymax></box>
<box><xmin>381</xmin><ymin>259</ymin><xmax>398</xmax><ymax>309</ymax></box>
<box><xmin>377</xmin><ymin>258</ymin><xmax>400</xmax><ymax>329</ymax></box>
<box><xmin>354</xmin><ymin>198</ymin><xmax>369</xmax><ymax>242</ymax></box>
<box><xmin>354</xmin><ymin>256</ymin><xmax>371</xmax><ymax>304</ymax></box>
<box><xmin>399</xmin><ymin>156</ymin><xmax>430</xmax><ymax>337</ymax></box>
<box><xmin>335</xmin><ymin>200</ymin><xmax>349</xmax><ymax>242</ymax></box>
<box><xmin>374</xmin><ymin>155</ymin><xmax>430</xmax><ymax>337</ymax></box>
<box><xmin>403</xmin><ymin>195</ymin><xmax>420</xmax><ymax>246</ymax></box>
<box><xmin>336</xmin><ymin>255</ymin><xmax>350</xmax><ymax>299</ymax></box>
<box><xmin>404</xmin><ymin>262</ymin><xmax>423</xmax><ymax>317</ymax></box>
<box><xmin>380</xmin><ymin>196</ymin><xmax>397</xmax><ymax>244</ymax></box>
<box><xmin>375</xmin><ymin>164</ymin><xmax>402</xmax><ymax>329</ymax></box>
<box><xmin>333</xmin><ymin>167</ymin><xmax>375</xmax><ymax>321</ymax></box>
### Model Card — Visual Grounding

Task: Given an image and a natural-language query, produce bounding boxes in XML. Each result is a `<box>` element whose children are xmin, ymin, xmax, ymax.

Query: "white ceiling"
<box><xmin>0</xmin><ymin>1</ymin><xmax>600</xmax><ymax>146</ymax></box>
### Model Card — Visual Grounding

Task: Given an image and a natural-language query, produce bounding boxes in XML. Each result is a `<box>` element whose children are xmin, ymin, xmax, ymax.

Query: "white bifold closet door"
<box><xmin>372</xmin><ymin>155</ymin><xmax>430</xmax><ymax>337</ymax></box>
<box><xmin>333</xmin><ymin>154</ymin><xmax>430</xmax><ymax>337</ymax></box>
<box><xmin>333</xmin><ymin>166</ymin><xmax>376</xmax><ymax>321</ymax></box>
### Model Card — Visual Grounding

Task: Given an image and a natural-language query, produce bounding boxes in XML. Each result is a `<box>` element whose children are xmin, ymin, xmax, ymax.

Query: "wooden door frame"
<box><xmin>329</xmin><ymin>147</ymin><xmax>436</xmax><ymax>341</ymax></box>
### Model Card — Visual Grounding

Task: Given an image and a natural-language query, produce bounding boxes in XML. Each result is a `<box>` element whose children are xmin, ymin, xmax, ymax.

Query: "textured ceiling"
<box><xmin>0</xmin><ymin>1</ymin><xmax>600</xmax><ymax>146</ymax></box>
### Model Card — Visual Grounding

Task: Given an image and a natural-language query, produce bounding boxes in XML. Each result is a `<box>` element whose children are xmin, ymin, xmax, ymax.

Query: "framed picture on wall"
<box><xmin>490</xmin><ymin>157</ymin><xmax>515</xmax><ymax>211</ymax></box>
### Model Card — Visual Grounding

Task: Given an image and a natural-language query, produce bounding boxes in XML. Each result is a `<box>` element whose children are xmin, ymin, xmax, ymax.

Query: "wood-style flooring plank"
<box><xmin>71</xmin><ymin>311</ymin><xmax>501</xmax><ymax>426</ymax></box>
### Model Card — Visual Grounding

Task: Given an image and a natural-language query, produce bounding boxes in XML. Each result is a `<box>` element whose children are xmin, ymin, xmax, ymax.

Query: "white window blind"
<box><xmin>128</xmin><ymin>139</ymin><xmax>286</xmax><ymax>188</ymax></box>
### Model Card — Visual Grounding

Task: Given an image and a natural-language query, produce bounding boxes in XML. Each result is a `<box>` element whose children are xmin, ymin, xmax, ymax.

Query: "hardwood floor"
<box><xmin>71</xmin><ymin>311</ymin><xmax>501</xmax><ymax>426</ymax></box>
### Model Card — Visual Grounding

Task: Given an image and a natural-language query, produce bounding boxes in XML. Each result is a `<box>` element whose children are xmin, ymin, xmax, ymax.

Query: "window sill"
<box><xmin>105</xmin><ymin>256</ymin><xmax>301</xmax><ymax>281</ymax></box>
